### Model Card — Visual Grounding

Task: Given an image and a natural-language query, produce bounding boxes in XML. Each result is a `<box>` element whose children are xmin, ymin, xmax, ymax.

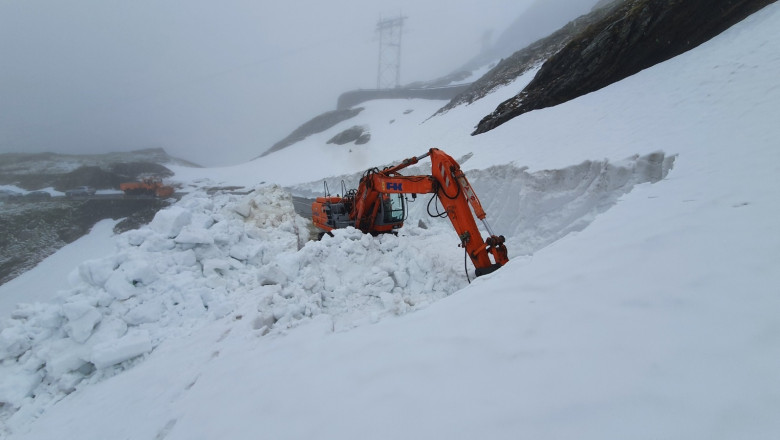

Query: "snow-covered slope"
<box><xmin>1</xmin><ymin>4</ymin><xmax>779</xmax><ymax>439</ymax></box>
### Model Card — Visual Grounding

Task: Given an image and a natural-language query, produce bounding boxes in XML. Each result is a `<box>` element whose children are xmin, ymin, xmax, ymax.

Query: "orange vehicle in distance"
<box><xmin>119</xmin><ymin>177</ymin><xmax>175</xmax><ymax>198</ymax></box>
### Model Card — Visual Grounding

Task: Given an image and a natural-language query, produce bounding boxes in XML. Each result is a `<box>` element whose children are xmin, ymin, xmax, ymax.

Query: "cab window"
<box><xmin>381</xmin><ymin>193</ymin><xmax>405</xmax><ymax>223</ymax></box>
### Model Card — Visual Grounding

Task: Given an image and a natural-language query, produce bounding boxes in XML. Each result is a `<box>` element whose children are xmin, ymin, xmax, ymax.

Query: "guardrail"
<box><xmin>336</xmin><ymin>84</ymin><xmax>471</xmax><ymax>110</ymax></box>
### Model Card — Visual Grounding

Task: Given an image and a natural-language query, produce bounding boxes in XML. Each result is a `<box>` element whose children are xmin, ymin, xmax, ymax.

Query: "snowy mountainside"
<box><xmin>1</xmin><ymin>3</ymin><xmax>780</xmax><ymax>439</ymax></box>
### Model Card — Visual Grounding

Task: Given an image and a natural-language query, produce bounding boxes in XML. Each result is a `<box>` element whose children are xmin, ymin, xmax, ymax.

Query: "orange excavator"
<box><xmin>312</xmin><ymin>148</ymin><xmax>509</xmax><ymax>277</ymax></box>
<box><xmin>119</xmin><ymin>177</ymin><xmax>175</xmax><ymax>198</ymax></box>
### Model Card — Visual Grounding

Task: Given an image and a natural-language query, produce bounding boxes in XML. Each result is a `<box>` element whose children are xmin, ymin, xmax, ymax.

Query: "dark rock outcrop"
<box><xmin>327</xmin><ymin>126</ymin><xmax>371</xmax><ymax>145</ymax></box>
<box><xmin>473</xmin><ymin>0</ymin><xmax>776</xmax><ymax>134</ymax></box>
<box><xmin>436</xmin><ymin>3</ymin><xmax>620</xmax><ymax>115</ymax></box>
<box><xmin>593</xmin><ymin>0</ymin><xmax>624</xmax><ymax>9</ymax></box>
<box><xmin>259</xmin><ymin>107</ymin><xmax>364</xmax><ymax>157</ymax></box>
<box><xmin>459</xmin><ymin>0</ymin><xmax>614</xmax><ymax>75</ymax></box>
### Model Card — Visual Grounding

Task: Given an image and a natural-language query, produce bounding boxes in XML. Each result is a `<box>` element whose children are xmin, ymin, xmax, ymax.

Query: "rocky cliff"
<box><xmin>472</xmin><ymin>0</ymin><xmax>776</xmax><ymax>134</ymax></box>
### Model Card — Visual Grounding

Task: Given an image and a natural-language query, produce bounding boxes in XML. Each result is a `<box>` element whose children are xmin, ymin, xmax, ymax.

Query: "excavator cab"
<box><xmin>312</xmin><ymin>192</ymin><xmax>405</xmax><ymax>236</ymax></box>
<box><xmin>376</xmin><ymin>193</ymin><xmax>405</xmax><ymax>227</ymax></box>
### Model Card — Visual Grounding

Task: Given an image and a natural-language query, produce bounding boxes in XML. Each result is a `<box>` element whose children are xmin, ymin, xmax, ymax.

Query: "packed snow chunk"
<box><xmin>202</xmin><ymin>259</ymin><xmax>231</xmax><ymax>276</ymax></box>
<box><xmin>365</xmin><ymin>266</ymin><xmax>396</xmax><ymax>296</ymax></box>
<box><xmin>149</xmin><ymin>206</ymin><xmax>192</xmax><ymax>238</ymax></box>
<box><xmin>228</xmin><ymin>238</ymin><xmax>262</xmax><ymax>261</ymax></box>
<box><xmin>138</xmin><ymin>234</ymin><xmax>176</xmax><ymax>253</ymax></box>
<box><xmin>7</xmin><ymin>303</ymin><xmax>63</xmax><ymax>333</ymax></box>
<box><xmin>57</xmin><ymin>371</ymin><xmax>87</xmax><ymax>394</ymax></box>
<box><xmin>173</xmin><ymin>249</ymin><xmax>198</xmax><ymax>268</ymax></box>
<box><xmin>101</xmin><ymin>257</ymin><xmax>159</xmax><ymax>301</ymax></box>
<box><xmin>38</xmin><ymin>338</ymin><xmax>89</xmax><ymax>377</ymax></box>
<box><xmin>122</xmin><ymin>228</ymin><xmax>154</xmax><ymax>247</ymax></box>
<box><xmin>90</xmin><ymin>330</ymin><xmax>152</xmax><ymax>369</ymax></box>
<box><xmin>76</xmin><ymin>255</ymin><xmax>121</xmax><ymax>288</ymax></box>
<box><xmin>89</xmin><ymin>316</ymin><xmax>128</xmax><ymax>345</ymax></box>
<box><xmin>123</xmin><ymin>298</ymin><xmax>165</xmax><ymax>325</ymax></box>
<box><xmin>197</xmin><ymin>288</ymin><xmax>234</xmax><ymax>318</ymax></box>
<box><xmin>103</xmin><ymin>272</ymin><xmax>137</xmax><ymax>301</ymax></box>
<box><xmin>60</xmin><ymin>300</ymin><xmax>97</xmax><ymax>321</ymax></box>
<box><xmin>257</xmin><ymin>262</ymin><xmax>289</xmax><ymax>286</ymax></box>
<box><xmin>65</xmin><ymin>309</ymin><xmax>102</xmax><ymax>344</ymax></box>
<box><xmin>61</xmin><ymin>301</ymin><xmax>102</xmax><ymax>344</ymax></box>
<box><xmin>104</xmin><ymin>258</ymin><xmax>160</xmax><ymax>301</ymax></box>
<box><xmin>0</xmin><ymin>326</ymin><xmax>31</xmax><ymax>359</ymax></box>
<box><xmin>0</xmin><ymin>366</ymin><xmax>43</xmax><ymax>408</ymax></box>
<box><xmin>120</xmin><ymin>257</ymin><xmax>160</xmax><ymax>285</ymax></box>
<box><xmin>391</xmin><ymin>269</ymin><xmax>410</xmax><ymax>289</ymax></box>
<box><xmin>246</xmin><ymin>185</ymin><xmax>302</xmax><ymax>229</ymax></box>
<box><xmin>232</xmin><ymin>199</ymin><xmax>253</xmax><ymax>218</ymax></box>
<box><xmin>176</xmin><ymin>192</ymin><xmax>215</xmax><ymax>217</ymax></box>
<box><xmin>174</xmin><ymin>226</ymin><xmax>215</xmax><ymax>245</ymax></box>
<box><xmin>171</xmin><ymin>290</ymin><xmax>207</xmax><ymax>318</ymax></box>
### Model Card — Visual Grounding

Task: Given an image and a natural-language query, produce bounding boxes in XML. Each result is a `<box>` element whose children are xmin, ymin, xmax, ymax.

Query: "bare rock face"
<box><xmin>327</xmin><ymin>126</ymin><xmax>371</xmax><ymax>145</ymax></box>
<box><xmin>472</xmin><ymin>0</ymin><xmax>776</xmax><ymax>135</ymax></box>
<box><xmin>437</xmin><ymin>2</ymin><xmax>624</xmax><ymax>116</ymax></box>
<box><xmin>260</xmin><ymin>107</ymin><xmax>364</xmax><ymax>156</ymax></box>
<box><xmin>593</xmin><ymin>0</ymin><xmax>625</xmax><ymax>9</ymax></box>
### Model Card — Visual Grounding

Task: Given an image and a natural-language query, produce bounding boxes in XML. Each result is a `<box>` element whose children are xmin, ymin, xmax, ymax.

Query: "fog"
<box><xmin>0</xmin><ymin>0</ymin><xmax>598</xmax><ymax>166</ymax></box>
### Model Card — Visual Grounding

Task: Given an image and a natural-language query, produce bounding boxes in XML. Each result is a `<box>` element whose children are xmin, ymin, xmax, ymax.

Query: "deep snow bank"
<box><xmin>0</xmin><ymin>150</ymin><xmax>674</xmax><ymax>428</ymax></box>
<box><xmin>0</xmin><ymin>186</ymin><xmax>465</xmax><ymax>428</ymax></box>
<box><xmin>471</xmin><ymin>152</ymin><xmax>676</xmax><ymax>254</ymax></box>
<box><xmin>0</xmin><ymin>186</ymin><xmax>308</xmax><ymax>424</ymax></box>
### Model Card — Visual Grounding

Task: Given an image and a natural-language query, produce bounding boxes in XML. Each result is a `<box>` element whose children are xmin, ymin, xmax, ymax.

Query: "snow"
<box><xmin>89</xmin><ymin>330</ymin><xmax>152</xmax><ymax>370</ymax></box>
<box><xmin>0</xmin><ymin>186</ymin><xmax>63</xmax><ymax>197</ymax></box>
<box><xmin>0</xmin><ymin>219</ymin><xmax>119</xmax><ymax>320</ymax></box>
<box><xmin>1</xmin><ymin>4</ymin><xmax>780</xmax><ymax>439</ymax></box>
<box><xmin>0</xmin><ymin>185</ymin><xmax>123</xmax><ymax>198</ymax></box>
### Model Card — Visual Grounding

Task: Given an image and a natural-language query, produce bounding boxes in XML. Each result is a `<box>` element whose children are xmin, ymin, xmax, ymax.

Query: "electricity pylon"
<box><xmin>376</xmin><ymin>14</ymin><xmax>407</xmax><ymax>89</ymax></box>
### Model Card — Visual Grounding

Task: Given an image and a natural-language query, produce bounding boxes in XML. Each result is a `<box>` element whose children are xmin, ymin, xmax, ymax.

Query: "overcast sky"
<box><xmin>0</xmin><ymin>0</ymin><xmax>597</xmax><ymax>166</ymax></box>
